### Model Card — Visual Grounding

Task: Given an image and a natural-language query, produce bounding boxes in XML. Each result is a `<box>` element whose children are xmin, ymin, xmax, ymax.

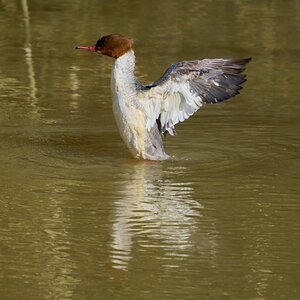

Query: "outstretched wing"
<box><xmin>138</xmin><ymin>57</ymin><xmax>251</xmax><ymax>135</ymax></box>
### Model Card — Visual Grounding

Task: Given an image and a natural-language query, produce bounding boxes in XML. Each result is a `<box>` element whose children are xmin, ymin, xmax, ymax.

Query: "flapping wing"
<box><xmin>138</xmin><ymin>57</ymin><xmax>251</xmax><ymax>135</ymax></box>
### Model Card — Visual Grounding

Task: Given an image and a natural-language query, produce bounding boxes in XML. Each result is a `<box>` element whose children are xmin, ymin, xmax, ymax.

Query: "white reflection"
<box><xmin>40</xmin><ymin>193</ymin><xmax>79</xmax><ymax>299</ymax></box>
<box><xmin>69</xmin><ymin>66</ymin><xmax>80</xmax><ymax>95</ymax></box>
<box><xmin>110</xmin><ymin>162</ymin><xmax>202</xmax><ymax>270</ymax></box>
<box><xmin>69</xmin><ymin>66</ymin><xmax>80</xmax><ymax>112</ymax></box>
<box><xmin>21</xmin><ymin>0</ymin><xmax>39</xmax><ymax>115</ymax></box>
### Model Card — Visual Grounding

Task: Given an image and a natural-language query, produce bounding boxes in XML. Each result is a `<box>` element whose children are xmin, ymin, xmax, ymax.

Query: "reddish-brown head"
<box><xmin>76</xmin><ymin>34</ymin><xmax>133</xmax><ymax>59</ymax></box>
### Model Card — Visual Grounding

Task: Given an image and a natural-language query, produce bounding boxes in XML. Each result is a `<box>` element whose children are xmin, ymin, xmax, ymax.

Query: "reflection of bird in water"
<box><xmin>76</xmin><ymin>34</ymin><xmax>251</xmax><ymax>160</ymax></box>
<box><xmin>110</xmin><ymin>162</ymin><xmax>202</xmax><ymax>270</ymax></box>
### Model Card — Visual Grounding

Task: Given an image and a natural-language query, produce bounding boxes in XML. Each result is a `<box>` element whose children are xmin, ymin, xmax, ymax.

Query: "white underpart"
<box><xmin>111</xmin><ymin>51</ymin><xmax>145</xmax><ymax>158</ymax></box>
<box><xmin>111</xmin><ymin>50</ymin><xmax>168</xmax><ymax>160</ymax></box>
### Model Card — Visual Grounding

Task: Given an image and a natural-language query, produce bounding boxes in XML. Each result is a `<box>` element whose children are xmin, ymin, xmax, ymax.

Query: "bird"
<box><xmin>76</xmin><ymin>34</ymin><xmax>251</xmax><ymax>161</ymax></box>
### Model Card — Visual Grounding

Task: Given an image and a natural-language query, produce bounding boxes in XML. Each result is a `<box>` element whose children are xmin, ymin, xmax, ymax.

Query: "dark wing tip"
<box><xmin>231</xmin><ymin>57</ymin><xmax>252</xmax><ymax>64</ymax></box>
<box><xmin>238</xmin><ymin>57</ymin><xmax>252</xmax><ymax>63</ymax></box>
<box><xmin>224</xmin><ymin>57</ymin><xmax>252</xmax><ymax>71</ymax></box>
<box><xmin>239</xmin><ymin>57</ymin><xmax>252</xmax><ymax>66</ymax></box>
<box><xmin>199</xmin><ymin>57</ymin><xmax>251</xmax><ymax>105</ymax></box>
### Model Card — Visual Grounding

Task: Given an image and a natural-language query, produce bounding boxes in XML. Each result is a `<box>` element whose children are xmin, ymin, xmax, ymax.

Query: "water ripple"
<box><xmin>110</xmin><ymin>162</ymin><xmax>202</xmax><ymax>270</ymax></box>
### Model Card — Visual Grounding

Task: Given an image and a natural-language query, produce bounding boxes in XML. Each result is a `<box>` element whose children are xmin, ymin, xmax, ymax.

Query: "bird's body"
<box><xmin>111</xmin><ymin>50</ymin><xmax>168</xmax><ymax>160</ymax></box>
<box><xmin>76</xmin><ymin>34</ymin><xmax>251</xmax><ymax>161</ymax></box>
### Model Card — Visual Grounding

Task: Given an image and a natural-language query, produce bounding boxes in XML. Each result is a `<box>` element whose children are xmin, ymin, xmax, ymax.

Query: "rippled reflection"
<box><xmin>40</xmin><ymin>194</ymin><xmax>79</xmax><ymax>299</ymax></box>
<box><xmin>69</xmin><ymin>65</ymin><xmax>81</xmax><ymax>114</ymax></box>
<box><xmin>110</xmin><ymin>162</ymin><xmax>202</xmax><ymax>270</ymax></box>
<box><xmin>21</xmin><ymin>0</ymin><xmax>38</xmax><ymax>112</ymax></box>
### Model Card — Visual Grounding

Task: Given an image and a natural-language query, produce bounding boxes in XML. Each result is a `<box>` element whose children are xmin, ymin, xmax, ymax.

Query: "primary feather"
<box><xmin>139</xmin><ymin>58</ymin><xmax>251</xmax><ymax>135</ymax></box>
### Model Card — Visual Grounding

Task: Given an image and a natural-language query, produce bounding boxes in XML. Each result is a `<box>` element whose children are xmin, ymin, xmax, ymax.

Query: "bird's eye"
<box><xmin>95</xmin><ymin>39</ymin><xmax>103</xmax><ymax>48</ymax></box>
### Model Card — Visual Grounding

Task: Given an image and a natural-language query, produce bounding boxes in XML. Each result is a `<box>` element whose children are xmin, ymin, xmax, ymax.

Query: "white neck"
<box><xmin>112</xmin><ymin>50</ymin><xmax>136</xmax><ymax>91</ymax></box>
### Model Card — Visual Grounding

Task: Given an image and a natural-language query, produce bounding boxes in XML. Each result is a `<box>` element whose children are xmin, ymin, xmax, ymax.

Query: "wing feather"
<box><xmin>138</xmin><ymin>57</ymin><xmax>251</xmax><ymax>134</ymax></box>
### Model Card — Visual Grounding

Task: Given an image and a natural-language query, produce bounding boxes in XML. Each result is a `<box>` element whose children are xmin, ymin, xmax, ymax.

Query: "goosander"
<box><xmin>76</xmin><ymin>34</ymin><xmax>251</xmax><ymax>161</ymax></box>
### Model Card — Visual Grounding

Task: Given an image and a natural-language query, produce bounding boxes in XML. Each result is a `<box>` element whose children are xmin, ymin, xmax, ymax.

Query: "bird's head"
<box><xmin>76</xmin><ymin>34</ymin><xmax>134</xmax><ymax>59</ymax></box>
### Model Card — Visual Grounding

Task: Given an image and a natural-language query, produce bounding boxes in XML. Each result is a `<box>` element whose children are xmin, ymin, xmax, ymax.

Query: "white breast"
<box><xmin>111</xmin><ymin>51</ymin><xmax>147</xmax><ymax>158</ymax></box>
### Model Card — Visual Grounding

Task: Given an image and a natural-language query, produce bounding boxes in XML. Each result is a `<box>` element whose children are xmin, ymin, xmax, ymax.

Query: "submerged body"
<box><xmin>76</xmin><ymin>34</ymin><xmax>251</xmax><ymax>160</ymax></box>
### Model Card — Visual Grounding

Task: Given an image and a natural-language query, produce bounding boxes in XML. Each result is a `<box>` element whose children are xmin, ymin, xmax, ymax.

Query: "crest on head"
<box><xmin>96</xmin><ymin>34</ymin><xmax>134</xmax><ymax>58</ymax></box>
<box><xmin>76</xmin><ymin>34</ymin><xmax>134</xmax><ymax>59</ymax></box>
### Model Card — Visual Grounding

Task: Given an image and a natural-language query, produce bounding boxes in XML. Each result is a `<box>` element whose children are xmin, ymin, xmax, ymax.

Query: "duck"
<box><xmin>76</xmin><ymin>34</ymin><xmax>251</xmax><ymax>161</ymax></box>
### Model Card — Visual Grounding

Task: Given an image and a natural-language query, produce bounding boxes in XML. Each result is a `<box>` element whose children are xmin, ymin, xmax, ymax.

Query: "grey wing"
<box><xmin>139</xmin><ymin>57</ymin><xmax>251</xmax><ymax>135</ymax></box>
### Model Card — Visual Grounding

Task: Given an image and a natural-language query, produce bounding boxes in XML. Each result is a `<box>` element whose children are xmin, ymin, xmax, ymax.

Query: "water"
<box><xmin>0</xmin><ymin>0</ymin><xmax>300</xmax><ymax>299</ymax></box>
